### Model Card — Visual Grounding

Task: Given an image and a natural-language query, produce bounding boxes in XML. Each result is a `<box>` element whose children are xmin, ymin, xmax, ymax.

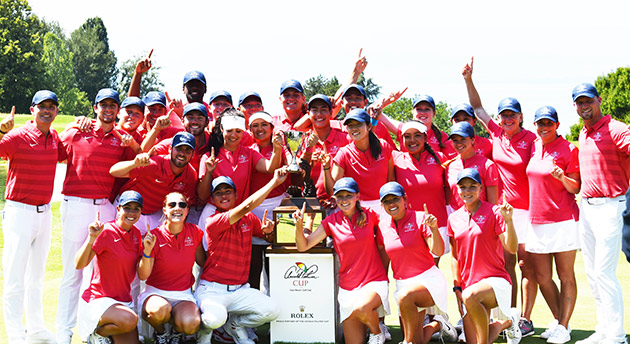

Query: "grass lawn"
<box><xmin>0</xmin><ymin>115</ymin><xmax>628</xmax><ymax>343</ymax></box>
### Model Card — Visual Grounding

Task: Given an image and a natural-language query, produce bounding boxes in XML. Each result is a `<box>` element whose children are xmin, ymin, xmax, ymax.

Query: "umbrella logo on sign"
<box><xmin>284</xmin><ymin>262</ymin><xmax>319</xmax><ymax>279</ymax></box>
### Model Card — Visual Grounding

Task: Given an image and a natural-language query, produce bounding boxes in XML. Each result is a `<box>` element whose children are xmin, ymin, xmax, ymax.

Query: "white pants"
<box><xmin>56</xmin><ymin>196</ymin><xmax>115</xmax><ymax>340</ymax></box>
<box><xmin>195</xmin><ymin>280</ymin><xmax>279</xmax><ymax>330</ymax></box>
<box><xmin>579</xmin><ymin>196</ymin><xmax>626</xmax><ymax>342</ymax></box>
<box><xmin>2</xmin><ymin>201</ymin><xmax>52</xmax><ymax>341</ymax></box>
<box><xmin>198</xmin><ymin>203</ymin><xmax>217</xmax><ymax>250</ymax></box>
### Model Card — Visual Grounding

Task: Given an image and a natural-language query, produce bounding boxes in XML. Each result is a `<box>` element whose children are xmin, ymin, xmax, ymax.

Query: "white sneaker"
<box><xmin>455</xmin><ymin>317</ymin><xmax>464</xmax><ymax>332</ymax></box>
<box><xmin>541</xmin><ymin>319</ymin><xmax>559</xmax><ymax>339</ymax></box>
<box><xmin>25</xmin><ymin>330</ymin><xmax>56</xmax><ymax>344</ymax></box>
<box><xmin>368</xmin><ymin>332</ymin><xmax>386</xmax><ymax>344</ymax></box>
<box><xmin>458</xmin><ymin>331</ymin><xmax>466</xmax><ymax>343</ymax></box>
<box><xmin>434</xmin><ymin>314</ymin><xmax>458</xmax><ymax>342</ymax></box>
<box><xmin>224</xmin><ymin>317</ymin><xmax>254</xmax><ymax>344</ymax></box>
<box><xmin>548</xmin><ymin>325</ymin><xmax>571</xmax><ymax>344</ymax></box>
<box><xmin>576</xmin><ymin>332</ymin><xmax>606</xmax><ymax>344</ymax></box>
<box><xmin>379</xmin><ymin>322</ymin><xmax>392</xmax><ymax>341</ymax></box>
<box><xmin>196</xmin><ymin>329</ymin><xmax>213</xmax><ymax>344</ymax></box>
<box><xmin>505</xmin><ymin>313</ymin><xmax>522</xmax><ymax>344</ymax></box>
<box><xmin>87</xmin><ymin>331</ymin><xmax>111</xmax><ymax>344</ymax></box>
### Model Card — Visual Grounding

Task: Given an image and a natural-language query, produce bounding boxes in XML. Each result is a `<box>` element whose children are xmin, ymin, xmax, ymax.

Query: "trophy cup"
<box><xmin>283</xmin><ymin>130</ymin><xmax>304</xmax><ymax>174</ymax></box>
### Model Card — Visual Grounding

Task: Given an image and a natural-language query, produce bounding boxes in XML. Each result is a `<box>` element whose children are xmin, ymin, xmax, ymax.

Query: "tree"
<box><xmin>0</xmin><ymin>0</ymin><xmax>46</xmax><ymax>112</ymax></box>
<box><xmin>567</xmin><ymin>67</ymin><xmax>630</xmax><ymax>140</ymax></box>
<box><xmin>68</xmin><ymin>17</ymin><xmax>117</xmax><ymax>103</ymax></box>
<box><xmin>357</xmin><ymin>73</ymin><xmax>381</xmax><ymax>102</ymax></box>
<box><xmin>303</xmin><ymin>75</ymin><xmax>341</xmax><ymax>100</ymax></box>
<box><xmin>40</xmin><ymin>32</ymin><xmax>91</xmax><ymax>116</ymax></box>
<box><xmin>117</xmin><ymin>53</ymin><xmax>164</xmax><ymax>101</ymax></box>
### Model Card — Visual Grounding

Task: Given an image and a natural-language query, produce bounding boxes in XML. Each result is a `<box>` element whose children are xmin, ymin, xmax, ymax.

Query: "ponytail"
<box><xmin>355</xmin><ymin>200</ymin><xmax>368</xmax><ymax>228</ymax></box>
<box><xmin>367</xmin><ymin>131</ymin><xmax>382</xmax><ymax>160</ymax></box>
<box><xmin>431</xmin><ymin>123</ymin><xmax>445</xmax><ymax>149</ymax></box>
<box><xmin>207</xmin><ymin>116</ymin><xmax>224</xmax><ymax>156</ymax></box>
<box><xmin>424</xmin><ymin>142</ymin><xmax>442</xmax><ymax>166</ymax></box>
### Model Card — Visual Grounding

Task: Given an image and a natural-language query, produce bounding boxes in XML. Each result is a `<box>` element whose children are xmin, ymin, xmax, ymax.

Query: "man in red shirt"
<box><xmin>0</xmin><ymin>91</ymin><xmax>66</xmax><ymax>344</ymax></box>
<box><xmin>238</xmin><ymin>92</ymin><xmax>264</xmax><ymax>128</ymax></box>
<box><xmin>195</xmin><ymin>169</ymin><xmax>288</xmax><ymax>344</ymax></box>
<box><xmin>273</xmin><ymin>79</ymin><xmax>306</xmax><ymax>132</ymax></box>
<box><xmin>56</xmin><ymin>88</ymin><xmax>137</xmax><ymax>344</ymax></box>
<box><xmin>110</xmin><ymin>131</ymin><xmax>198</xmax><ymax>232</ymax></box>
<box><xmin>573</xmin><ymin>83</ymin><xmax>630</xmax><ymax>344</ymax></box>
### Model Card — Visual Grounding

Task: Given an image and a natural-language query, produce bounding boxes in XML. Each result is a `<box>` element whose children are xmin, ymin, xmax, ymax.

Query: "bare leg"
<box><xmin>398</xmin><ymin>285</ymin><xmax>435</xmax><ymax>343</ymax></box>
<box><xmin>96</xmin><ymin>304</ymin><xmax>139</xmax><ymax>343</ymax></box>
<box><xmin>554</xmin><ymin>250</ymin><xmax>577</xmax><ymax>328</ymax></box>
<box><xmin>142</xmin><ymin>295</ymin><xmax>171</xmax><ymax>334</ymax></box>
<box><xmin>503</xmin><ymin>250</ymin><xmax>518</xmax><ymax>307</ymax></box>
<box><xmin>171</xmin><ymin>300</ymin><xmax>201</xmax><ymax>335</ymax></box>
<box><xmin>531</xmin><ymin>252</ymin><xmax>561</xmax><ymax>319</ymax></box>
<box><xmin>518</xmin><ymin>244</ymin><xmax>538</xmax><ymax>320</ymax></box>
<box><xmin>462</xmin><ymin>282</ymin><xmax>499</xmax><ymax>344</ymax></box>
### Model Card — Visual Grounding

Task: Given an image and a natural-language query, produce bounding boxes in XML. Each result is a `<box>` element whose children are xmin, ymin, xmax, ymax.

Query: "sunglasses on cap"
<box><xmin>167</xmin><ymin>202</ymin><xmax>188</xmax><ymax>209</ymax></box>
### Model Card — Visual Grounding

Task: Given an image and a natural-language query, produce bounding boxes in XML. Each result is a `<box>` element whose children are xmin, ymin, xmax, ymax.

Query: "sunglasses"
<box><xmin>167</xmin><ymin>202</ymin><xmax>188</xmax><ymax>209</ymax></box>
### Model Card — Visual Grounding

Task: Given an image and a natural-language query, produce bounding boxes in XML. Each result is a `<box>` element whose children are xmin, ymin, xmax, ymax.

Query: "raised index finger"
<box><xmin>424</xmin><ymin>203</ymin><xmax>428</xmax><ymax>213</ymax></box>
<box><xmin>147</xmin><ymin>49</ymin><xmax>154</xmax><ymax>59</ymax></box>
<box><xmin>146</xmin><ymin>223</ymin><xmax>151</xmax><ymax>235</ymax></box>
<box><xmin>9</xmin><ymin>105</ymin><xmax>15</xmax><ymax>119</ymax></box>
<box><xmin>470</xmin><ymin>56</ymin><xmax>474</xmax><ymax>68</ymax></box>
<box><xmin>165</xmin><ymin>91</ymin><xmax>171</xmax><ymax>103</ymax></box>
<box><xmin>96</xmin><ymin>211</ymin><xmax>100</xmax><ymax>222</ymax></box>
<box><xmin>358</xmin><ymin>48</ymin><xmax>363</xmax><ymax>58</ymax></box>
<box><xmin>263</xmin><ymin>209</ymin><xmax>268</xmax><ymax>221</ymax></box>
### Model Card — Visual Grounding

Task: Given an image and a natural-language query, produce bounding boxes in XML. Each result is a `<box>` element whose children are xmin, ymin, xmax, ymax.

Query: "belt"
<box><xmin>201</xmin><ymin>280</ymin><xmax>244</xmax><ymax>292</ymax></box>
<box><xmin>64</xmin><ymin>196</ymin><xmax>109</xmax><ymax>205</ymax></box>
<box><xmin>5</xmin><ymin>200</ymin><xmax>50</xmax><ymax>213</ymax></box>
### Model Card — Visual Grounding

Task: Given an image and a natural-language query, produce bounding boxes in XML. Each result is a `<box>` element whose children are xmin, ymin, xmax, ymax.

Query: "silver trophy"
<box><xmin>283</xmin><ymin>130</ymin><xmax>304</xmax><ymax>174</ymax></box>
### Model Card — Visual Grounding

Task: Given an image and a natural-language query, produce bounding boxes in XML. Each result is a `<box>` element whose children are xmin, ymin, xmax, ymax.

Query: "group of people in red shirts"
<box><xmin>1</xmin><ymin>52</ymin><xmax>629</xmax><ymax>344</ymax></box>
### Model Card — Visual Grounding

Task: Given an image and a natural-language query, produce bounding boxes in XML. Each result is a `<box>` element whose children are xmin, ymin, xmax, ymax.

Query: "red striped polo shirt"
<box><xmin>151</xmin><ymin>132</ymin><xmax>209</xmax><ymax>172</ymax></box>
<box><xmin>0</xmin><ymin>121</ymin><xmax>66</xmax><ymax>205</ymax></box>
<box><xmin>121</xmin><ymin>154</ymin><xmax>198</xmax><ymax>214</ymax></box>
<box><xmin>60</xmin><ymin>127</ymin><xmax>136</xmax><ymax>199</ymax></box>
<box><xmin>579</xmin><ymin>115</ymin><xmax>630</xmax><ymax>198</ymax></box>
<box><xmin>200</xmin><ymin>211</ymin><xmax>263</xmax><ymax>285</ymax></box>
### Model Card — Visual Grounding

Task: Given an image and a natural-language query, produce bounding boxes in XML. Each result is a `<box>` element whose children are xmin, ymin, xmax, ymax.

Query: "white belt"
<box><xmin>200</xmin><ymin>280</ymin><xmax>244</xmax><ymax>292</ymax></box>
<box><xmin>64</xmin><ymin>195</ymin><xmax>109</xmax><ymax>205</ymax></box>
<box><xmin>5</xmin><ymin>200</ymin><xmax>51</xmax><ymax>213</ymax></box>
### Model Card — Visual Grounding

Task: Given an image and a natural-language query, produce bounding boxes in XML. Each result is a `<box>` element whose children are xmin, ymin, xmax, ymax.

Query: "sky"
<box><xmin>28</xmin><ymin>0</ymin><xmax>630</xmax><ymax>134</ymax></box>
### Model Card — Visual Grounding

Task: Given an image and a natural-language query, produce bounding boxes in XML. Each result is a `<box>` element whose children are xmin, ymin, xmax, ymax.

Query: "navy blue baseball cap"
<box><xmin>183</xmin><ymin>70</ymin><xmax>206</xmax><ymax>85</ymax></box>
<box><xmin>572</xmin><ymin>83</ymin><xmax>599</xmax><ymax>102</ymax></box>
<box><xmin>121</xmin><ymin>96</ymin><xmax>145</xmax><ymax>112</ymax></box>
<box><xmin>238</xmin><ymin>92</ymin><xmax>262</xmax><ymax>106</ymax></box>
<box><xmin>280</xmin><ymin>79</ymin><xmax>304</xmax><ymax>94</ymax></box>
<box><xmin>379</xmin><ymin>182</ymin><xmax>406</xmax><ymax>202</ymax></box>
<box><xmin>449</xmin><ymin>121</ymin><xmax>475</xmax><ymax>139</ymax></box>
<box><xmin>143</xmin><ymin>91</ymin><xmax>167</xmax><ymax>107</ymax></box>
<box><xmin>343</xmin><ymin>108</ymin><xmax>371</xmax><ymax>125</ymax></box>
<box><xmin>208</xmin><ymin>90</ymin><xmax>233</xmax><ymax>105</ymax></box>
<box><xmin>94</xmin><ymin>88</ymin><xmax>120</xmax><ymax>105</ymax></box>
<box><xmin>333</xmin><ymin>177</ymin><xmax>359</xmax><ymax>195</ymax></box>
<box><xmin>497</xmin><ymin>97</ymin><xmax>521</xmax><ymax>114</ymax></box>
<box><xmin>308</xmin><ymin>94</ymin><xmax>332</xmax><ymax>110</ymax></box>
<box><xmin>172</xmin><ymin>131</ymin><xmax>196</xmax><ymax>150</ymax></box>
<box><xmin>457</xmin><ymin>168</ymin><xmax>482</xmax><ymax>184</ymax></box>
<box><xmin>342</xmin><ymin>84</ymin><xmax>367</xmax><ymax>99</ymax></box>
<box><xmin>212</xmin><ymin>176</ymin><xmax>236</xmax><ymax>193</ymax></box>
<box><xmin>413</xmin><ymin>95</ymin><xmax>436</xmax><ymax>109</ymax></box>
<box><xmin>183</xmin><ymin>102</ymin><xmax>208</xmax><ymax>118</ymax></box>
<box><xmin>119</xmin><ymin>190</ymin><xmax>143</xmax><ymax>207</ymax></box>
<box><xmin>534</xmin><ymin>106</ymin><xmax>559</xmax><ymax>123</ymax></box>
<box><xmin>32</xmin><ymin>90</ymin><xmax>58</xmax><ymax>106</ymax></box>
<box><xmin>450</xmin><ymin>103</ymin><xmax>475</xmax><ymax>119</ymax></box>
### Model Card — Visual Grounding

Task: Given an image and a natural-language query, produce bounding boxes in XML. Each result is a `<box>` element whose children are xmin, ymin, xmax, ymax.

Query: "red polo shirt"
<box><xmin>447</xmin><ymin>201</ymin><xmax>511</xmax><ymax>290</ymax></box>
<box><xmin>393</xmin><ymin>150</ymin><xmax>448</xmax><ymax>227</ymax></box>
<box><xmin>249</xmin><ymin>144</ymin><xmax>289</xmax><ymax>198</ymax></box>
<box><xmin>60</xmin><ymin>127</ymin><xmax>136</xmax><ymax>199</ymax></box>
<box><xmin>82</xmin><ymin>222</ymin><xmax>141</xmax><ymax>302</ymax></box>
<box><xmin>487</xmin><ymin>121</ymin><xmax>536</xmax><ymax>210</ymax></box>
<box><xmin>396</xmin><ymin>123</ymin><xmax>456</xmax><ymax>159</ymax></box>
<box><xmin>377</xmin><ymin>209</ymin><xmax>435</xmax><ymax>280</ymax></box>
<box><xmin>0</xmin><ymin>121</ymin><xmax>66</xmax><ymax>205</ymax></box>
<box><xmin>200</xmin><ymin>211</ymin><xmax>263</xmax><ymax>285</ymax></box>
<box><xmin>579</xmin><ymin>115</ymin><xmax>630</xmax><ymax>198</ymax></box>
<box><xmin>146</xmin><ymin>223</ymin><xmax>203</xmax><ymax>291</ymax></box>
<box><xmin>151</xmin><ymin>132</ymin><xmax>210</xmax><ymax>172</ymax></box>
<box><xmin>122</xmin><ymin>154</ymin><xmax>198</xmax><ymax>214</ymax></box>
<box><xmin>446</xmin><ymin>153</ymin><xmax>499</xmax><ymax>210</ymax></box>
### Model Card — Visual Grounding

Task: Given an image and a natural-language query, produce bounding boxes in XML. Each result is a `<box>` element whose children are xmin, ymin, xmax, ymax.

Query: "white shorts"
<box><xmin>394</xmin><ymin>265</ymin><xmax>448</xmax><ymax>314</ymax></box>
<box><xmin>512</xmin><ymin>208</ymin><xmax>530</xmax><ymax>244</ymax></box>
<box><xmin>338</xmin><ymin>280</ymin><xmax>390</xmax><ymax>323</ymax></box>
<box><xmin>461</xmin><ymin>277</ymin><xmax>512</xmax><ymax>319</ymax></box>
<box><xmin>526</xmin><ymin>219</ymin><xmax>580</xmax><ymax>254</ymax></box>
<box><xmin>77</xmin><ymin>297</ymin><xmax>133</xmax><ymax>339</ymax></box>
<box><xmin>137</xmin><ymin>285</ymin><xmax>197</xmax><ymax>313</ymax></box>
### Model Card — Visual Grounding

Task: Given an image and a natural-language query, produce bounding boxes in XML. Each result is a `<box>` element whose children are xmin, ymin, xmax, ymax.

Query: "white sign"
<box><xmin>268</xmin><ymin>253</ymin><xmax>338</xmax><ymax>344</ymax></box>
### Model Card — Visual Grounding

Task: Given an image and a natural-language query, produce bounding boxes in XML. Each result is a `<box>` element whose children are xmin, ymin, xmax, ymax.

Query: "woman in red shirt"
<box><xmin>137</xmin><ymin>192</ymin><xmax>205</xmax><ymax>344</ymax></box>
<box><xmin>75</xmin><ymin>191</ymin><xmax>144</xmax><ymax>344</ymax></box>
<box><xmin>448</xmin><ymin>168</ymin><xmax>521</xmax><ymax>344</ymax></box>
<box><xmin>294</xmin><ymin>178</ymin><xmax>389</xmax><ymax>344</ymax></box>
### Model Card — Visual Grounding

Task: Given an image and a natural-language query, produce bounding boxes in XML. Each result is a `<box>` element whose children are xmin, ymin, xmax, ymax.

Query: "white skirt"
<box><xmin>512</xmin><ymin>208</ymin><xmax>530</xmax><ymax>244</ymax></box>
<box><xmin>394</xmin><ymin>265</ymin><xmax>448</xmax><ymax>314</ymax></box>
<box><xmin>137</xmin><ymin>285</ymin><xmax>197</xmax><ymax>313</ymax></box>
<box><xmin>462</xmin><ymin>277</ymin><xmax>512</xmax><ymax>319</ymax></box>
<box><xmin>338</xmin><ymin>280</ymin><xmax>390</xmax><ymax>322</ymax></box>
<box><xmin>77</xmin><ymin>297</ymin><xmax>133</xmax><ymax>339</ymax></box>
<box><xmin>526</xmin><ymin>219</ymin><xmax>580</xmax><ymax>253</ymax></box>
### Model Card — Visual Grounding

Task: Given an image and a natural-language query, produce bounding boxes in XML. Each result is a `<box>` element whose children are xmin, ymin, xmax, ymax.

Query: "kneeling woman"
<box><xmin>448</xmin><ymin>169</ymin><xmax>521</xmax><ymax>344</ymax></box>
<box><xmin>137</xmin><ymin>192</ymin><xmax>205</xmax><ymax>343</ymax></box>
<box><xmin>377</xmin><ymin>182</ymin><xmax>450</xmax><ymax>344</ymax></box>
<box><xmin>294</xmin><ymin>178</ymin><xmax>389</xmax><ymax>344</ymax></box>
<box><xmin>75</xmin><ymin>190</ymin><xmax>145</xmax><ymax>344</ymax></box>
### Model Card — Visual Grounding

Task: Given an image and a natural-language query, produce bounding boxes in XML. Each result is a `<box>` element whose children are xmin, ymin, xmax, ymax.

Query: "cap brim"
<box><xmin>499</xmin><ymin>107</ymin><xmax>520</xmax><ymax>114</ymax></box>
<box><xmin>535</xmin><ymin>115</ymin><xmax>558</xmax><ymax>123</ymax></box>
<box><xmin>334</xmin><ymin>187</ymin><xmax>357</xmax><ymax>195</ymax></box>
<box><xmin>573</xmin><ymin>92</ymin><xmax>596</xmax><ymax>101</ymax></box>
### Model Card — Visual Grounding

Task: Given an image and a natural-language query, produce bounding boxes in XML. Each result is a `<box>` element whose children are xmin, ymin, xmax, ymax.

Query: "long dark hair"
<box><xmin>430</xmin><ymin>123</ymin><xmax>446</xmax><ymax>149</ymax></box>
<box><xmin>207</xmin><ymin>108</ymin><xmax>246</xmax><ymax>155</ymax></box>
<box><xmin>367</xmin><ymin>127</ymin><xmax>382</xmax><ymax>160</ymax></box>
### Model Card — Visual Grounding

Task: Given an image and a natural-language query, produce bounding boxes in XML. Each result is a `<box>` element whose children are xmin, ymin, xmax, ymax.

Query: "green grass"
<box><xmin>0</xmin><ymin>118</ymin><xmax>628</xmax><ymax>342</ymax></box>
